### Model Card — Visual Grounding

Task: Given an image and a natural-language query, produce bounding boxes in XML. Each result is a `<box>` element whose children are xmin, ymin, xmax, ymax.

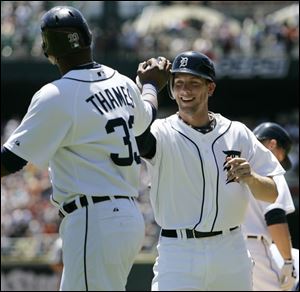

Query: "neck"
<box><xmin>56</xmin><ymin>49</ymin><xmax>93</xmax><ymax>75</ymax></box>
<box><xmin>178</xmin><ymin>110</ymin><xmax>210</xmax><ymax>128</ymax></box>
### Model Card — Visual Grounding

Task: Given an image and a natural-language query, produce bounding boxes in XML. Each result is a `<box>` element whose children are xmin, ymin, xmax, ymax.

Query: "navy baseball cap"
<box><xmin>253</xmin><ymin>122</ymin><xmax>292</xmax><ymax>171</ymax></box>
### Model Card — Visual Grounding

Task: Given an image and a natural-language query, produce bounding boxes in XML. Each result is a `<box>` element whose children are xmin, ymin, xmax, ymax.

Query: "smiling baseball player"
<box><xmin>136</xmin><ymin>51</ymin><xmax>285</xmax><ymax>290</ymax></box>
<box><xmin>1</xmin><ymin>6</ymin><xmax>170</xmax><ymax>291</ymax></box>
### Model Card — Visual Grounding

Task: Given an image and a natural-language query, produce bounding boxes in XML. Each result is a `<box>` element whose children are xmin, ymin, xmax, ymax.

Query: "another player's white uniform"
<box><xmin>144</xmin><ymin>113</ymin><xmax>285</xmax><ymax>291</ymax></box>
<box><xmin>242</xmin><ymin>175</ymin><xmax>298</xmax><ymax>291</ymax></box>
<box><xmin>4</xmin><ymin>64</ymin><xmax>154</xmax><ymax>290</ymax></box>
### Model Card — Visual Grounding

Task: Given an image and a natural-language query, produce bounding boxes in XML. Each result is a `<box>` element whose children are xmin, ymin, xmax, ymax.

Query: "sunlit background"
<box><xmin>1</xmin><ymin>1</ymin><xmax>299</xmax><ymax>290</ymax></box>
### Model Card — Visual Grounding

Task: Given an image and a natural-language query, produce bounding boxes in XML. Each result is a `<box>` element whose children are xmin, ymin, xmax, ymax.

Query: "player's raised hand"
<box><xmin>137</xmin><ymin>57</ymin><xmax>171</xmax><ymax>92</ymax></box>
<box><xmin>225</xmin><ymin>157</ymin><xmax>252</xmax><ymax>183</ymax></box>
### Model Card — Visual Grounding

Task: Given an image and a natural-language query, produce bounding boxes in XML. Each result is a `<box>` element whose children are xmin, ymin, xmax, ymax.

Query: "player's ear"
<box><xmin>268</xmin><ymin>139</ymin><xmax>277</xmax><ymax>150</ymax></box>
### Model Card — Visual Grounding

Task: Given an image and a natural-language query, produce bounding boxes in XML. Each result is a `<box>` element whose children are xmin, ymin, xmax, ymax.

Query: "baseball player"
<box><xmin>242</xmin><ymin>122</ymin><xmax>298</xmax><ymax>291</ymax></box>
<box><xmin>136</xmin><ymin>51</ymin><xmax>285</xmax><ymax>291</ymax></box>
<box><xmin>1</xmin><ymin>6</ymin><xmax>170</xmax><ymax>291</ymax></box>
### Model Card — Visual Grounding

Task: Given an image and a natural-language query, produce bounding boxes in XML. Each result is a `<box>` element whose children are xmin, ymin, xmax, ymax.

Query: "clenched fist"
<box><xmin>136</xmin><ymin>57</ymin><xmax>171</xmax><ymax>92</ymax></box>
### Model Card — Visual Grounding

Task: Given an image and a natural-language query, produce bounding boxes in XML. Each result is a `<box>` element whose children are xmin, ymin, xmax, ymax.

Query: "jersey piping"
<box><xmin>172</xmin><ymin>120</ymin><xmax>233</xmax><ymax>231</ymax></box>
<box><xmin>171</xmin><ymin>125</ymin><xmax>206</xmax><ymax>230</ymax></box>
<box><xmin>62</xmin><ymin>70</ymin><xmax>116</xmax><ymax>83</ymax></box>
<box><xmin>84</xmin><ymin>207</ymin><xmax>89</xmax><ymax>290</ymax></box>
<box><xmin>210</xmin><ymin>121</ymin><xmax>232</xmax><ymax>231</ymax></box>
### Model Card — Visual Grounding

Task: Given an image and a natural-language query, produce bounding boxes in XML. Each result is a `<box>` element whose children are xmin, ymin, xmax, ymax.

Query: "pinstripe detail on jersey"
<box><xmin>210</xmin><ymin>121</ymin><xmax>232</xmax><ymax>231</ymax></box>
<box><xmin>51</xmin><ymin>195</ymin><xmax>60</xmax><ymax>206</ymax></box>
<box><xmin>62</xmin><ymin>70</ymin><xmax>116</xmax><ymax>82</ymax></box>
<box><xmin>171</xmin><ymin>126</ymin><xmax>205</xmax><ymax>230</ymax></box>
<box><xmin>84</xmin><ymin>207</ymin><xmax>89</xmax><ymax>290</ymax></box>
<box><xmin>262</xmin><ymin>238</ymin><xmax>281</xmax><ymax>281</ymax></box>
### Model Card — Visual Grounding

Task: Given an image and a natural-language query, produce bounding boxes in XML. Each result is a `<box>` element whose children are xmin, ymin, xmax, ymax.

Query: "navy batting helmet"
<box><xmin>171</xmin><ymin>51</ymin><xmax>216</xmax><ymax>82</ymax></box>
<box><xmin>41</xmin><ymin>6</ymin><xmax>92</xmax><ymax>60</ymax></box>
<box><xmin>168</xmin><ymin>51</ymin><xmax>216</xmax><ymax>99</ymax></box>
<box><xmin>253</xmin><ymin>122</ymin><xmax>292</xmax><ymax>171</ymax></box>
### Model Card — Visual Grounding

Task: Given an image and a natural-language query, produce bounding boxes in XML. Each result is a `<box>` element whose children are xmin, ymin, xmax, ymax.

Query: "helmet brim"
<box><xmin>171</xmin><ymin>68</ymin><xmax>215</xmax><ymax>82</ymax></box>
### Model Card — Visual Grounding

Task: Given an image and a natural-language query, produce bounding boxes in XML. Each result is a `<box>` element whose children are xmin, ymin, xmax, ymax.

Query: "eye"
<box><xmin>174</xmin><ymin>81</ymin><xmax>183</xmax><ymax>87</ymax></box>
<box><xmin>192</xmin><ymin>79</ymin><xmax>204</xmax><ymax>85</ymax></box>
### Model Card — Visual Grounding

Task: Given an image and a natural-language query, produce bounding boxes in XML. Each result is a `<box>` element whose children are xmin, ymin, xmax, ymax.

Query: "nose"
<box><xmin>180</xmin><ymin>83</ymin><xmax>191</xmax><ymax>93</ymax></box>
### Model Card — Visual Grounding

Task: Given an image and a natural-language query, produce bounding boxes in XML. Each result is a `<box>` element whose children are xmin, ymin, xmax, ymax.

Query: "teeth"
<box><xmin>181</xmin><ymin>97</ymin><xmax>193</xmax><ymax>101</ymax></box>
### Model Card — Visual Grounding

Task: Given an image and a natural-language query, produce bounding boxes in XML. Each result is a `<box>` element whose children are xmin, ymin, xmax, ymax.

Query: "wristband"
<box><xmin>142</xmin><ymin>84</ymin><xmax>157</xmax><ymax>96</ymax></box>
<box><xmin>284</xmin><ymin>259</ymin><xmax>293</xmax><ymax>264</ymax></box>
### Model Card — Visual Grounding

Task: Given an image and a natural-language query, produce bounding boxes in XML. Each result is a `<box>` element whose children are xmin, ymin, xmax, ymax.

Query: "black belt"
<box><xmin>161</xmin><ymin>226</ymin><xmax>239</xmax><ymax>239</ymax></box>
<box><xmin>59</xmin><ymin>195</ymin><xmax>132</xmax><ymax>218</ymax></box>
<box><xmin>247</xmin><ymin>235</ymin><xmax>264</xmax><ymax>240</ymax></box>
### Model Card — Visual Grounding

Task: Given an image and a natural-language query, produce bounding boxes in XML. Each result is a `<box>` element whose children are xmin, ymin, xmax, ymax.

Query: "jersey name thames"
<box><xmin>86</xmin><ymin>86</ymin><xmax>134</xmax><ymax>115</ymax></box>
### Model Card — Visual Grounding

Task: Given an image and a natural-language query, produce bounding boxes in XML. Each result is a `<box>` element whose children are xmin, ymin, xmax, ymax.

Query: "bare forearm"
<box><xmin>268</xmin><ymin>223</ymin><xmax>293</xmax><ymax>260</ymax></box>
<box><xmin>244</xmin><ymin>173</ymin><xmax>278</xmax><ymax>203</ymax></box>
<box><xmin>225</xmin><ymin>157</ymin><xmax>278</xmax><ymax>203</ymax></box>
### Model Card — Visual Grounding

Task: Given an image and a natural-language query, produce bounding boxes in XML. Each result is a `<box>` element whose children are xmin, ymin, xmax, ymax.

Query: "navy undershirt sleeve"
<box><xmin>265</xmin><ymin>208</ymin><xmax>287</xmax><ymax>225</ymax></box>
<box><xmin>1</xmin><ymin>146</ymin><xmax>28</xmax><ymax>173</ymax></box>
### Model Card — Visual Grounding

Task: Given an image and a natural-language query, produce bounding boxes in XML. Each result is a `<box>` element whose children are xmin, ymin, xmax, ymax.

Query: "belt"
<box><xmin>161</xmin><ymin>226</ymin><xmax>239</xmax><ymax>239</ymax></box>
<box><xmin>247</xmin><ymin>235</ymin><xmax>265</xmax><ymax>240</ymax></box>
<box><xmin>59</xmin><ymin>195</ymin><xmax>132</xmax><ymax>218</ymax></box>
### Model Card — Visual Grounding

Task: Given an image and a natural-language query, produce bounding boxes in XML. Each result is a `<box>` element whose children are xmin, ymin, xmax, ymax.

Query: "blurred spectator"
<box><xmin>1</xmin><ymin>1</ymin><xmax>299</xmax><ymax>60</ymax></box>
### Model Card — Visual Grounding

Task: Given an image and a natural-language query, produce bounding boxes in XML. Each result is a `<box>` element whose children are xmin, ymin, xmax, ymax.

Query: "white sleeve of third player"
<box><xmin>4</xmin><ymin>83</ymin><xmax>72</xmax><ymax>168</ymax></box>
<box><xmin>125</xmin><ymin>77</ymin><xmax>154</xmax><ymax>136</ymax></box>
<box><xmin>264</xmin><ymin>175</ymin><xmax>296</xmax><ymax>215</ymax></box>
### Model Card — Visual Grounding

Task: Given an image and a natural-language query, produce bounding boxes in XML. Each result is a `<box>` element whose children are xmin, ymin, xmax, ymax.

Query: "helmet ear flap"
<box><xmin>167</xmin><ymin>75</ymin><xmax>175</xmax><ymax>100</ymax></box>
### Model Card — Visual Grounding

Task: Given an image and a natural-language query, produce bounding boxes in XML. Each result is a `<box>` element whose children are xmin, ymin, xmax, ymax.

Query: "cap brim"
<box><xmin>281</xmin><ymin>156</ymin><xmax>292</xmax><ymax>171</ymax></box>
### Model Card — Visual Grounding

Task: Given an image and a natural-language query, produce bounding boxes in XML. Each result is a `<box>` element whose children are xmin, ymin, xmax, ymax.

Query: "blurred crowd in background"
<box><xmin>1</xmin><ymin>1</ymin><xmax>299</xmax><ymax>262</ymax></box>
<box><xmin>1</xmin><ymin>1</ymin><xmax>299</xmax><ymax>60</ymax></box>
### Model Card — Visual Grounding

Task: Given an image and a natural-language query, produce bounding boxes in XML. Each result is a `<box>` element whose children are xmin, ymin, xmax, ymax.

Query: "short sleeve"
<box><xmin>264</xmin><ymin>175</ymin><xmax>296</xmax><ymax>215</ymax></box>
<box><xmin>4</xmin><ymin>83</ymin><xmax>72</xmax><ymax>168</ymax></box>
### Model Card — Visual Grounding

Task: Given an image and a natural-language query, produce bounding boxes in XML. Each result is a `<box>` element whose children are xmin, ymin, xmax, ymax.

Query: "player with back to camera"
<box><xmin>1</xmin><ymin>6</ymin><xmax>171</xmax><ymax>291</ymax></box>
<box><xmin>136</xmin><ymin>51</ymin><xmax>286</xmax><ymax>291</ymax></box>
<box><xmin>242</xmin><ymin>122</ymin><xmax>298</xmax><ymax>291</ymax></box>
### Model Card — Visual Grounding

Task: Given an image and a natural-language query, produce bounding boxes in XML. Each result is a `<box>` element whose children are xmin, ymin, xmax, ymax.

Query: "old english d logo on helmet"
<box><xmin>179</xmin><ymin>57</ymin><xmax>188</xmax><ymax>68</ymax></box>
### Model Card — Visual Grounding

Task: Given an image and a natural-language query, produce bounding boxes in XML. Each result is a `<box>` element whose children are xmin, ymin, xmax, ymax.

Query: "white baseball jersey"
<box><xmin>145</xmin><ymin>113</ymin><xmax>285</xmax><ymax>231</ymax></box>
<box><xmin>4</xmin><ymin>64</ymin><xmax>153</xmax><ymax>205</ymax></box>
<box><xmin>242</xmin><ymin>174</ymin><xmax>295</xmax><ymax>245</ymax></box>
<box><xmin>242</xmin><ymin>171</ymin><xmax>296</xmax><ymax>290</ymax></box>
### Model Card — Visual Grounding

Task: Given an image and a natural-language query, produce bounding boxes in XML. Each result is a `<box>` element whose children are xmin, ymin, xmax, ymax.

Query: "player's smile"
<box><xmin>180</xmin><ymin>96</ymin><xmax>195</xmax><ymax>102</ymax></box>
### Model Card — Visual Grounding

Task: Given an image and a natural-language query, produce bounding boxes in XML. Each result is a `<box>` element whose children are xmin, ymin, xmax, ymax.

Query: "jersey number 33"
<box><xmin>105</xmin><ymin>116</ymin><xmax>141</xmax><ymax>166</ymax></box>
